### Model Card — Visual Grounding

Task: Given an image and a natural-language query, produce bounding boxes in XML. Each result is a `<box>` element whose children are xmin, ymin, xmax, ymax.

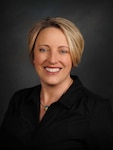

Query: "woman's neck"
<box><xmin>40</xmin><ymin>77</ymin><xmax>73</xmax><ymax>106</ymax></box>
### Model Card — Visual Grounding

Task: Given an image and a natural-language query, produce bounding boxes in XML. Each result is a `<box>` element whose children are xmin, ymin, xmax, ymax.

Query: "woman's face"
<box><xmin>33</xmin><ymin>27</ymin><xmax>72</xmax><ymax>86</ymax></box>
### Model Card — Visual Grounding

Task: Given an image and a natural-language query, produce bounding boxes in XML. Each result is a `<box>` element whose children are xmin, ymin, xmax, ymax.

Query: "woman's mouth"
<box><xmin>44</xmin><ymin>67</ymin><xmax>61</xmax><ymax>73</ymax></box>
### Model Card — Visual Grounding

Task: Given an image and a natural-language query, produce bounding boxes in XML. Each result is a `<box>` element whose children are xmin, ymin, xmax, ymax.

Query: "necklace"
<box><xmin>40</xmin><ymin>103</ymin><xmax>49</xmax><ymax>111</ymax></box>
<box><xmin>40</xmin><ymin>79</ymin><xmax>73</xmax><ymax>111</ymax></box>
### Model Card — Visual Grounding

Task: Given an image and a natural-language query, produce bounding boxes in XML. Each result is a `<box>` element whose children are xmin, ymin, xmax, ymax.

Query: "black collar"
<box><xmin>25</xmin><ymin>75</ymin><xmax>84</xmax><ymax>110</ymax></box>
<box><xmin>57</xmin><ymin>75</ymin><xmax>84</xmax><ymax>109</ymax></box>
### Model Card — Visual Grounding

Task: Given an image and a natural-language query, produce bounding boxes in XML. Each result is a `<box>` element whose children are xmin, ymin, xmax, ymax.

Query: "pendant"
<box><xmin>40</xmin><ymin>102</ymin><xmax>49</xmax><ymax>111</ymax></box>
<box><xmin>44</xmin><ymin>106</ymin><xmax>49</xmax><ymax>111</ymax></box>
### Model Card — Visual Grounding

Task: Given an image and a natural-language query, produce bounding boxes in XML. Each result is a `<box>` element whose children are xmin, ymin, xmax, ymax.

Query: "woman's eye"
<box><xmin>39</xmin><ymin>48</ymin><xmax>48</xmax><ymax>52</ymax></box>
<box><xmin>60</xmin><ymin>50</ymin><xmax>68</xmax><ymax>54</ymax></box>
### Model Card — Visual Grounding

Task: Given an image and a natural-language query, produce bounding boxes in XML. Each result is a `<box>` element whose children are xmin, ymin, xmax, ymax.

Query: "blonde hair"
<box><xmin>28</xmin><ymin>17</ymin><xmax>84</xmax><ymax>67</ymax></box>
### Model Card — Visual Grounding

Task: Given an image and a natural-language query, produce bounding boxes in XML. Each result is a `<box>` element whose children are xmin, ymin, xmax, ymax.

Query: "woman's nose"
<box><xmin>48</xmin><ymin>51</ymin><xmax>58</xmax><ymax>64</ymax></box>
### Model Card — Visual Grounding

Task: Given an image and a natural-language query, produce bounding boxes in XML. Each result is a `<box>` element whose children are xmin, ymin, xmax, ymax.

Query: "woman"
<box><xmin>0</xmin><ymin>17</ymin><xmax>113</xmax><ymax>149</ymax></box>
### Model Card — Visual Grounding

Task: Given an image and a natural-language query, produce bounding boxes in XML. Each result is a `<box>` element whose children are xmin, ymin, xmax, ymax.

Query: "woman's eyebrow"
<box><xmin>38</xmin><ymin>44</ymin><xmax>69</xmax><ymax>49</ymax></box>
<box><xmin>58</xmin><ymin>46</ymin><xmax>69</xmax><ymax>49</ymax></box>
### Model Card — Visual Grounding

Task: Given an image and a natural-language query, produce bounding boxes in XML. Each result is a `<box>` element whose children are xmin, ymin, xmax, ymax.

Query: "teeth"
<box><xmin>45</xmin><ymin>67</ymin><xmax>60</xmax><ymax>73</ymax></box>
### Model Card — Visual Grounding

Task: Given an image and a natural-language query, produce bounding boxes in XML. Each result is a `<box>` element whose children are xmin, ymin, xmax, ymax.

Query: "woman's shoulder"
<box><xmin>9</xmin><ymin>85</ymin><xmax>41</xmax><ymax>105</ymax></box>
<box><xmin>71</xmin><ymin>75</ymin><xmax>112</xmax><ymax>112</ymax></box>
<box><xmin>15</xmin><ymin>85</ymin><xmax>40</xmax><ymax>95</ymax></box>
<box><xmin>81</xmin><ymin>86</ymin><xmax>113</xmax><ymax>115</ymax></box>
<box><xmin>82</xmin><ymin>86</ymin><xmax>106</xmax><ymax>101</ymax></box>
<box><xmin>72</xmin><ymin>75</ymin><xmax>109</xmax><ymax>103</ymax></box>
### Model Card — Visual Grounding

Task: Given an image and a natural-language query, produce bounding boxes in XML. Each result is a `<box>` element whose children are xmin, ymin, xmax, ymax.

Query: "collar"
<box><xmin>25</xmin><ymin>75</ymin><xmax>84</xmax><ymax>109</ymax></box>
<box><xmin>57</xmin><ymin>75</ymin><xmax>84</xmax><ymax>109</ymax></box>
<box><xmin>25</xmin><ymin>85</ymin><xmax>41</xmax><ymax>104</ymax></box>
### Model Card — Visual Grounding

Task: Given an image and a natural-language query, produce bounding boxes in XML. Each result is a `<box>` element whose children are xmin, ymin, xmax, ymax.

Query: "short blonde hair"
<box><xmin>28</xmin><ymin>17</ymin><xmax>84</xmax><ymax>67</ymax></box>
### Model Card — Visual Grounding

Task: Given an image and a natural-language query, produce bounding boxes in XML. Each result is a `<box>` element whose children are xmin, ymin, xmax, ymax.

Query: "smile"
<box><xmin>45</xmin><ymin>67</ymin><xmax>61</xmax><ymax>73</ymax></box>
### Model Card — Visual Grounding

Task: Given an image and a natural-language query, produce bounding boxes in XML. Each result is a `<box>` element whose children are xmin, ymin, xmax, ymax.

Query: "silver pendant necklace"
<box><xmin>40</xmin><ymin>79</ymin><xmax>73</xmax><ymax>111</ymax></box>
<box><xmin>40</xmin><ymin>103</ymin><xmax>49</xmax><ymax>111</ymax></box>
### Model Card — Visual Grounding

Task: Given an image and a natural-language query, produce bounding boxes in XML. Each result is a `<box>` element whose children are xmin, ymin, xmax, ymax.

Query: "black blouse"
<box><xmin>0</xmin><ymin>76</ymin><xmax>113</xmax><ymax>150</ymax></box>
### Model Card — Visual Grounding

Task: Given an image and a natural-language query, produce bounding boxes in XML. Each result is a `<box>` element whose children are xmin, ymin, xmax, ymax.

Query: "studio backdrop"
<box><xmin>0</xmin><ymin>0</ymin><xmax>113</xmax><ymax>125</ymax></box>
